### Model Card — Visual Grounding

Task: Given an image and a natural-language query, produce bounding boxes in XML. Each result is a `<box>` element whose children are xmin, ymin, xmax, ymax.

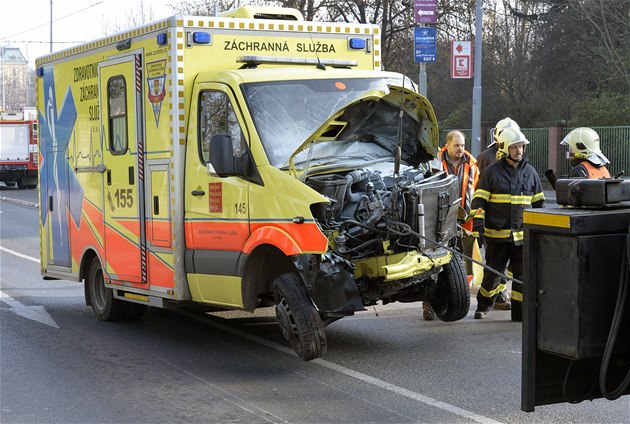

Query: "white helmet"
<box><xmin>489</xmin><ymin>117</ymin><xmax>520</xmax><ymax>147</ymax></box>
<box><xmin>560</xmin><ymin>127</ymin><xmax>609</xmax><ymax>166</ymax></box>
<box><xmin>497</xmin><ymin>127</ymin><xmax>529</xmax><ymax>159</ymax></box>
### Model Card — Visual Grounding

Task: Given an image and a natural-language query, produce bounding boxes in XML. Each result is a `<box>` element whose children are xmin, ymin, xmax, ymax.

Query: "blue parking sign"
<box><xmin>414</xmin><ymin>26</ymin><xmax>436</xmax><ymax>63</ymax></box>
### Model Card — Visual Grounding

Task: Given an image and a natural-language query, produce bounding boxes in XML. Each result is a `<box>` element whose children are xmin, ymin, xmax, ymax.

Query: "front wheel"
<box><xmin>427</xmin><ymin>256</ymin><xmax>470</xmax><ymax>322</ymax></box>
<box><xmin>273</xmin><ymin>273</ymin><xmax>327</xmax><ymax>361</ymax></box>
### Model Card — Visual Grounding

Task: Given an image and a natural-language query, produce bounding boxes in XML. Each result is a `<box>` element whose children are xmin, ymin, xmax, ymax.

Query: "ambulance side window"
<box><xmin>108</xmin><ymin>76</ymin><xmax>128</xmax><ymax>155</ymax></box>
<box><xmin>199</xmin><ymin>90</ymin><xmax>245</xmax><ymax>164</ymax></box>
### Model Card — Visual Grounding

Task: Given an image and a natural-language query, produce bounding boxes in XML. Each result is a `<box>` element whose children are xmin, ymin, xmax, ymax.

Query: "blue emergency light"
<box><xmin>348</xmin><ymin>38</ymin><xmax>366</xmax><ymax>50</ymax></box>
<box><xmin>193</xmin><ymin>32</ymin><xmax>212</xmax><ymax>44</ymax></box>
<box><xmin>156</xmin><ymin>33</ymin><xmax>167</xmax><ymax>46</ymax></box>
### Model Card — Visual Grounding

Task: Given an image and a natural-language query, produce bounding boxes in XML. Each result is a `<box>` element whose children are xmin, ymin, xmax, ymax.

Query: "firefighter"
<box><xmin>471</xmin><ymin>128</ymin><xmax>545</xmax><ymax>321</ymax></box>
<box><xmin>475</xmin><ymin>117</ymin><xmax>521</xmax><ymax>310</ymax></box>
<box><xmin>476</xmin><ymin>117</ymin><xmax>520</xmax><ymax>174</ymax></box>
<box><xmin>423</xmin><ymin>130</ymin><xmax>479</xmax><ymax>320</ymax></box>
<box><xmin>561</xmin><ymin>127</ymin><xmax>611</xmax><ymax>178</ymax></box>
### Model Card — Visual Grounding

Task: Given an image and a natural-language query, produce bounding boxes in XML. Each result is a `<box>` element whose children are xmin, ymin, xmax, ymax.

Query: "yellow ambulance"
<box><xmin>37</xmin><ymin>6</ymin><xmax>469</xmax><ymax>360</ymax></box>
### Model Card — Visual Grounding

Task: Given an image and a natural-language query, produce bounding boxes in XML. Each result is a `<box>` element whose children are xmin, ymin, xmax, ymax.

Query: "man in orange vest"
<box><xmin>561</xmin><ymin>127</ymin><xmax>611</xmax><ymax>178</ymax></box>
<box><xmin>423</xmin><ymin>130</ymin><xmax>479</xmax><ymax>320</ymax></box>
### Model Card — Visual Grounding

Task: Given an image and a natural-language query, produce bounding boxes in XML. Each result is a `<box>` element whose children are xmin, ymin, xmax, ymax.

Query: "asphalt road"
<box><xmin>1</xmin><ymin>186</ymin><xmax>628</xmax><ymax>424</ymax></box>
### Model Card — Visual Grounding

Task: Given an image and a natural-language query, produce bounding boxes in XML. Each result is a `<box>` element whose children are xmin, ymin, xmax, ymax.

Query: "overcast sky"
<box><xmin>1</xmin><ymin>0</ymin><xmax>178</xmax><ymax>67</ymax></box>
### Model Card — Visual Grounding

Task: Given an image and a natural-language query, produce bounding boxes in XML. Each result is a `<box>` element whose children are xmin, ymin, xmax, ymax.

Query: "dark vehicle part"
<box><xmin>273</xmin><ymin>273</ymin><xmax>327</xmax><ymax>361</ymax></box>
<box><xmin>522</xmin><ymin>207</ymin><xmax>630</xmax><ymax>411</ymax></box>
<box><xmin>555</xmin><ymin>178</ymin><xmax>630</xmax><ymax>207</ymax></box>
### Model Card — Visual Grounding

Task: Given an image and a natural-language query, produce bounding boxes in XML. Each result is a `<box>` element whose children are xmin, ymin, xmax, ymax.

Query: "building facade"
<box><xmin>1</xmin><ymin>46</ymin><xmax>34</xmax><ymax>111</ymax></box>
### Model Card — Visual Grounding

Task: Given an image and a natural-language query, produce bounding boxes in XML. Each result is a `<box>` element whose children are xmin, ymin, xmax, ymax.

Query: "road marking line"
<box><xmin>0</xmin><ymin>246</ymin><xmax>40</xmax><ymax>263</ymax></box>
<box><xmin>0</xmin><ymin>290</ymin><xmax>59</xmax><ymax>328</ymax></box>
<box><xmin>180</xmin><ymin>310</ymin><xmax>502</xmax><ymax>424</ymax></box>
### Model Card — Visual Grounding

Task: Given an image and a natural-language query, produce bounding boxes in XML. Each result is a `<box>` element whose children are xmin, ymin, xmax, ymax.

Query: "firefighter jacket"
<box><xmin>569</xmin><ymin>160</ymin><xmax>611</xmax><ymax>179</ymax></box>
<box><xmin>476</xmin><ymin>144</ymin><xmax>498</xmax><ymax>176</ymax></box>
<box><xmin>439</xmin><ymin>147</ymin><xmax>479</xmax><ymax>215</ymax></box>
<box><xmin>471</xmin><ymin>158</ymin><xmax>544</xmax><ymax>245</ymax></box>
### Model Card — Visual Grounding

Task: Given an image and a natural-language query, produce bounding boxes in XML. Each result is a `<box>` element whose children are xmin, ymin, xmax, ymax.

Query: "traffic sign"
<box><xmin>451</xmin><ymin>40</ymin><xmax>473</xmax><ymax>78</ymax></box>
<box><xmin>414</xmin><ymin>0</ymin><xmax>437</xmax><ymax>24</ymax></box>
<box><xmin>414</xmin><ymin>27</ymin><xmax>436</xmax><ymax>63</ymax></box>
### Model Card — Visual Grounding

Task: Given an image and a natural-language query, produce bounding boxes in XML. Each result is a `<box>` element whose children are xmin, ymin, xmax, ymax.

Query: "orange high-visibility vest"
<box><xmin>582</xmin><ymin>161</ymin><xmax>611</xmax><ymax>179</ymax></box>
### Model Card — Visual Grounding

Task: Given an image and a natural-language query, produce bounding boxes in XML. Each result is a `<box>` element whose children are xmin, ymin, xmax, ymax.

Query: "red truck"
<box><xmin>0</xmin><ymin>109</ymin><xmax>38</xmax><ymax>189</ymax></box>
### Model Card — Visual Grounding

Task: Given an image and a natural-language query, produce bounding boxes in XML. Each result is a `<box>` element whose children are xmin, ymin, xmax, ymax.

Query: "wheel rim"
<box><xmin>275</xmin><ymin>298</ymin><xmax>295</xmax><ymax>341</ymax></box>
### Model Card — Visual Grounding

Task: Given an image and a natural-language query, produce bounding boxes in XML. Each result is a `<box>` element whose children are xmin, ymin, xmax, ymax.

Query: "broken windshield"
<box><xmin>242</xmin><ymin>77</ymin><xmax>409</xmax><ymax>168</ymax></box>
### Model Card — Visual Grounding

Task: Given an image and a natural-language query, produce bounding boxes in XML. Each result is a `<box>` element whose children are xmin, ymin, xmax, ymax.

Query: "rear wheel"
<box><xmin>87</xmin><ymin>257</ymin><xmax>142</xmax><ymax>321</ymax></box>
<box><xmin>273</xmin><ymin>273</ymin><xmax>327</xmax><ymax>361</ymax></box>
<box><xmin>427</xmin><ymin>256</ymin><xmax>470</xmax><ymax>322</ymax></box>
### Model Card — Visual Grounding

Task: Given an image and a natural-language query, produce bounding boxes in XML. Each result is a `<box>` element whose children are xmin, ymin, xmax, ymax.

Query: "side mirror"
<box><xmin>207</xmin><ymin>133</ymin><xmax>263</xmax><ymax>185</ymax></box>
<box><xmin>208</xmin><ymin>133</ymin><xmax>236</xmax><ymax>177</ymax></box>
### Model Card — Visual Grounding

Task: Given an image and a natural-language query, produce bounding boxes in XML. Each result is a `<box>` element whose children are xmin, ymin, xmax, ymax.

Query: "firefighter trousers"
<box><xmin>476</xmin><ymin>241</ymin><xmax>523</xmax><ymax>312</ymax></box>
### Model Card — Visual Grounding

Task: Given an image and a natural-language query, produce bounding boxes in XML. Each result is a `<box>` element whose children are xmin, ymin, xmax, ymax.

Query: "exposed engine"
<box><xmin>307</xmin><ymin>166</ymin><xmax>461</xmax><ymax>262</ymax></box>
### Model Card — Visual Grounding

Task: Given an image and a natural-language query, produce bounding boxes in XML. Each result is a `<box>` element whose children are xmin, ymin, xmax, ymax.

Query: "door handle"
<box><xmin>191</xmin><ymin>190</ymin><xmax>205</xmax><ymax>196</ymax></box>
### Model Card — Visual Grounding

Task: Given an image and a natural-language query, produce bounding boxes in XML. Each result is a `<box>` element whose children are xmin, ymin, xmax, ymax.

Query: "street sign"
<box><xmin>451</xmin><ymin>40</ymin><xmax>473</xmax><ymax>78</ymax></box>
<box><xmin>414</xmin><ymin>27</ymin><xmax>436</xmax><ymax>63</ymax></box>
<box><xmin>414</xmin><ymin>0</ymin><xmax>437</xmax><ymax>24</ymax></box>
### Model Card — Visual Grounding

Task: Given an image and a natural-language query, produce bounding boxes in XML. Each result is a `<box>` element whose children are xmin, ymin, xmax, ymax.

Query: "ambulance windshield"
<box><xmin>243</xmin><ymin>77</ymin><xmax>412</xmax><ymax>168</ymax></box>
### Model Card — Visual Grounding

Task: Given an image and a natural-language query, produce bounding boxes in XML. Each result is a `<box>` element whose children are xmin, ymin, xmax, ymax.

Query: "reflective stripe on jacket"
<box><xmin>471</xmin><ymin>158</ymin><xmax>544</xmax><ymax>245</ymax></box>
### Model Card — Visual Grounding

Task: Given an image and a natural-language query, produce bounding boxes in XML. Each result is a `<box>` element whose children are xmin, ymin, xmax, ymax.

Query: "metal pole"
<box><xmin>50</xmin><ymin>0</ymin><xmax>53</xmax><ymax>53</ymax></box>
<box><xmin>1</xmin><ymin>47</ymin><xmax>5</xmax><ymax>110</ymax></box>
<box><xmin>471</xmin><ymin>0</ymin><xmax>483</xmax><ymax>156</ymax></box>
<box><xmin>419</xmin><ymin>62</ymin><xmax>427</xmax><ymax>97</ymax></box>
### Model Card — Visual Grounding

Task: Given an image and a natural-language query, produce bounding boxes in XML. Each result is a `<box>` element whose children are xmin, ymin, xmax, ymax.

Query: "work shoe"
<box><xmin>474</xmin><ymin>310</ymin><xmax>489</xmax><ymax>319</ymax></box>
<box><xmin>422</xmin><ymin>301</ymin><xmax>436</xmax><ymax>321</ymax></box>
<box><xmin>494</xmin><ymin>296</ymin><xmax>511</xmax><ymax>310</ymax></box>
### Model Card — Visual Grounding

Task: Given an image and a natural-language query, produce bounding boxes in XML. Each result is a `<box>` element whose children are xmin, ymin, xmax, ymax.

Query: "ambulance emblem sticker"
<box><xmin>39</xmin><ymin>69</ymin><xmax>84</xmax><ymax>267</ymax></box>
<box><xmin>146</xmin><ymin>59</ymin><xmax>166</xmax><ymax>126</ymax></box>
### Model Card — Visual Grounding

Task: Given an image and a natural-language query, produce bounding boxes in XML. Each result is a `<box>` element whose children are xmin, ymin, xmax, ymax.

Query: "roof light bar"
<box><xmin>237</xmin><ymin>55</ymin><xmax>358</xmax><ymax>68</ymax></box>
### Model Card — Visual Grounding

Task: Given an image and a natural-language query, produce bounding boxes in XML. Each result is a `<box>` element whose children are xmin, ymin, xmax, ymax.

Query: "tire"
<box><xmin>427</xmin><ymin>256</ymin><xmax>470</xmax><ymax>322</ymax></box>
<box><xmin>87</xmin><ymin>257</ymin><xmax>130</xmax><ymax>321</ymax></box>
<box><xmin>273</xmin><ymin>273</ymin><xmax>327</xmax><ymax>361</ymax></box>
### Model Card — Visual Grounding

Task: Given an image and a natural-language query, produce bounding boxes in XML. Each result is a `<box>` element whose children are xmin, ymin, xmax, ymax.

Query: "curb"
<box><xmin>0</xmin><ymin>196</ymin><xmax>38</xmax><ymax>209</ymax></box>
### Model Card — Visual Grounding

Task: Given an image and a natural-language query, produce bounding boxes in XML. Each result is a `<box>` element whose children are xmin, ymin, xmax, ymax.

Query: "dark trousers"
<box><xmin>476</xmin><ymin>241</ymin><xmax>523</xmax><ymax>311</ymax></box>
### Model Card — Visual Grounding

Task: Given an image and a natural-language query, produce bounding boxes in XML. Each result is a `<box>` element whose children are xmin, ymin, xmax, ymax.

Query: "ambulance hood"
<box><xmin>287</xmin><ymin>85</ymin><xmax>439</xmax><ymax>174</ymax></box>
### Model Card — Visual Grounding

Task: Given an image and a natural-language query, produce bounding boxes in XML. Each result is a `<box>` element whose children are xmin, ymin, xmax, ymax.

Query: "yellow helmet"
<box><xmin>497</xmin><ymin>127</ymin><xmax>529</xmax><ymax>159</ymax></box>
<box><xmin>560</xmin><ymin>127</ymin><xmax>609</xmax><ymax>166</ymax></box>
<box><xmin>489</xmin><ymin>117</ymin><xmax>520</xmax><ymax>147</ymax></box>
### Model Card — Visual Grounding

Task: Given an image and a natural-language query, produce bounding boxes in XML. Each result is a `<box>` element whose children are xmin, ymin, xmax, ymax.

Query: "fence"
<box><xmin>440</xmin><ymin>126</ymin><xmax>630</xmax><ymax>178</ymax></box>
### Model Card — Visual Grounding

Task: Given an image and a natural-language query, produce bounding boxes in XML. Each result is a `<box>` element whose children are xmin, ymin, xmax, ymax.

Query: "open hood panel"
<box><xmin>289</xmin><ymin>85</ymin><xmax>439</xmax><ymax>174</ymax></box>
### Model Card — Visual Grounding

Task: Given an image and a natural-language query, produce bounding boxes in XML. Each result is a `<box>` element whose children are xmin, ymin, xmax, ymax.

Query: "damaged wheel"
<box><xmin>273</xmin><ymin>273</ymin><xmax>327</xmax><ymax>361</ymax></box>
<box><xmin>427</xmin><ymin>256</ymin><xmax>470</xmax><ymax>322</ymax></box>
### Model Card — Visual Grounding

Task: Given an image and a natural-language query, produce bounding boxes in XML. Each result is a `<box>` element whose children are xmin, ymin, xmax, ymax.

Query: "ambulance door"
<box><xmin>184</xmin><ymin>84</ymin><xmax>251</xmax><ymax>307</ymax></box>
<box><xmin>99</xmin><ymin>55</ymin><xmax>145</xmax><ymax>284</ymax></box>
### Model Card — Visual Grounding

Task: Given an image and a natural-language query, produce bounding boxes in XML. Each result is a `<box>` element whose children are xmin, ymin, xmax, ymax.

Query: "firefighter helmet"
<box><xmin>497</xmin><ymin>127</ymin><xmax>529</xmax><ymax>159</ymax></box>
<box><xmin>489</xmin><ymin>117</ymin><xmax>520</xmax><ymax>147</ymax></box>
<box><xmin>560</xmin><ymin>127</ymin><xmax>609</xmax><ymax>166</ymax></box>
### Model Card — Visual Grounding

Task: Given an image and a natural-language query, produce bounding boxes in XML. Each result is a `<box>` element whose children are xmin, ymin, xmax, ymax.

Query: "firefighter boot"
<box><xmin>494</xmin><ymin>290</ymin><xmax>511</xmax><ymax>310</ymax></box>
